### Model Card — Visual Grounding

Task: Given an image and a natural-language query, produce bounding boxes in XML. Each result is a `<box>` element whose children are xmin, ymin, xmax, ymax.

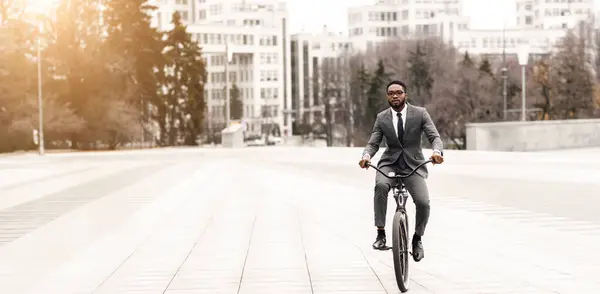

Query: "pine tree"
<box><xmin>479</xmin><ymin>57</ymin><xmax>493</xmax><ymax>76</ymax></box>
<box><xmin>366</xmin><ymin>59</ymin><xmax>389</xmax><ymax>129</ymax></box>
<box><xmin>162</xmin><ymin>12</ymin><xmax>207</xmax><ymax>146</ymax></box>
<box><xmin>551</xmin><ymin>31</ymin><xmax>595</xmax><ymax>119</ymax></box>
<box><xmin>103</xmin><ymin>0</ymin><xmax>165</xmax><ymax>142</ymax></box>
<box><xmin>407</xmin><ymin>43</ymin><xmax>433</xmax><ymax>105</ymax></box>
<box><xmin>461</xmin><ymin>51</ymin><xmax>474</xmax><ymax>67</ymax></box>
<box><xmin>230</xmin><ymin>83</ymin><xmax>243</xmax><ymax>120</ymax></box>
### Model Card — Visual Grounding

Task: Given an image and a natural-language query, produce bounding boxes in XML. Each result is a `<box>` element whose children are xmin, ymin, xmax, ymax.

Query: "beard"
<box><xmin>388</xmin><ymin>99</ymin><xmax>405</xmax><ymax>110</ymax></box>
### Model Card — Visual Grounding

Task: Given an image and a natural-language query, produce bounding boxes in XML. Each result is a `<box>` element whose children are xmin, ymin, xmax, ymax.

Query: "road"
<box><xmin>0</xmin><ymin>147</ymin><xmax>599</xmax><ymax>294</ymax></box>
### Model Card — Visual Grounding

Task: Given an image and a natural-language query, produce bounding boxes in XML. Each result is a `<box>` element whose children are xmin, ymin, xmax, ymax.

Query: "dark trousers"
<box><xmin>373</xmin><ymin>155</ymin><xmax>431</xmax><ymax>236</ymax></box>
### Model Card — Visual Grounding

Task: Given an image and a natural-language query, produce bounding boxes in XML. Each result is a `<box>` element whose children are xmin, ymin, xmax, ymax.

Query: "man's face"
<box><xmin>387</xmin><ymin>84</ymin><xmax>406</xmax><ymax>108</ymax></box>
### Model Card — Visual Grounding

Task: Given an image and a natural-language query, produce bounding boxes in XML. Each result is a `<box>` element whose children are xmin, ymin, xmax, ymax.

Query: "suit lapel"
<box><xmin>402</xmin><ymin>104</ymin><xmax>417</xmax><ymax>144</ymax></box>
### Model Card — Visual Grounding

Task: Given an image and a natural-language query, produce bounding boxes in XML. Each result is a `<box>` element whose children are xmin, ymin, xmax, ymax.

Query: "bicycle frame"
<box><xmin>366</xmin><ymin>159</ymin><xmax>432</xmax><ymax>293</ymax></box>
<box><xmin>367</xmin><ymin>159</ymin><xmax>433</xmax><ymax>212</ymax></box>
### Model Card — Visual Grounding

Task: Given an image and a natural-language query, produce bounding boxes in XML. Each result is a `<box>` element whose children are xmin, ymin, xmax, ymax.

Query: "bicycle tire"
<box><xmin>392</xmin><ymin>210</ymin><xmax>411</xmax><ymax>292</ymax></box>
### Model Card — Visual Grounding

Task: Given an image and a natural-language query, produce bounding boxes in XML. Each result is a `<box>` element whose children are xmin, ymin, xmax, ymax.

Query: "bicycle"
<box><xmin>366</xmin><ymin>159</ymin><xmax>433</xmax><ymax>293</ymax></box>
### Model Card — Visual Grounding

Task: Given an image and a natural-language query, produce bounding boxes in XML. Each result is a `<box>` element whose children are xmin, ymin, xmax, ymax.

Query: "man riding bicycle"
<box><xmin>358</xmin><ymin>80</ymin><xmax>444</xmax><ymax>262</ymax></box>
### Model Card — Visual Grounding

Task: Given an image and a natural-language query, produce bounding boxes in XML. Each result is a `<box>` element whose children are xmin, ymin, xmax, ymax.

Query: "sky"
<box><xmin>286</xmin><ymin>0</ymin><xmax>600</xmax><ymax>34</ymax></box>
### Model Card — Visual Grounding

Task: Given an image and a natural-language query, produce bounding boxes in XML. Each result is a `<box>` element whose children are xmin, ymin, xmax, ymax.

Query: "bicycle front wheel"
<box><xmin>392</xmin><ymin>210</ymin><xmax>411</xmax><ymax>292</ymax></box>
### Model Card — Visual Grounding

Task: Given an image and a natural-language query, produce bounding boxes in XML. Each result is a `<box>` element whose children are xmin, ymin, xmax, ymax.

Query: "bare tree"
<box><xmin>317</xmin><ymin>55</ymin><xmax>348</xmax><ymax>146</ymax></box>
<box><xmin>428</xmin><ymin>55</ymin><xmax>499</xmax><ymax>149</ymax></box>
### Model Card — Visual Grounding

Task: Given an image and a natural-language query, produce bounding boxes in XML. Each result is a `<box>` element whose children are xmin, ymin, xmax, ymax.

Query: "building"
<box><xmin>290</xmin><ymin>28</ymin><xmax>354</xmax><ymax>131</ymax></box>
<box><xmin>148</xmin><ymin>0</ymin><xmax>292</xmax><ymax>138</ymax></box>
<box><xmin>515</xmin><ymin>0</ymin><xmax>594</xmax><ymax>29</ymax></box>
<box><xmin>341</xmin><ymin>0</ymin><xmax>593</xmax><ymax>60</ymax></box>
<box><xmin>347</xmin><ymin>0</ymin><xmax>470</xmax><ymax>51</ymax></box>
<box><xmin>454</xmin><ymin>25</ymin><xmax>576</xmax><ymax>57</ymax></box>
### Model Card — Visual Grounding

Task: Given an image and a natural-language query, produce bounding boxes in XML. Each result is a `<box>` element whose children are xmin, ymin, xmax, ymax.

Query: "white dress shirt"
<box><xmin>391</xmin><ymin>106</ymin><xmax>407</xmax><ymax>139</ymax></box>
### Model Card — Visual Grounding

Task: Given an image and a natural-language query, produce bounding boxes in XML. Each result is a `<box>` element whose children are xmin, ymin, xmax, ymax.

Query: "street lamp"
<box><xmin>26</xmin><ymin>0</ymin><xmax>59</xmax><ymax>155</ymax></box>
<box><xmin>501</xmin><ymin>4</ymin><xmax>508</xmax><ymax>120</ymax></box>
<box><xmin>517</xmin><ymin>43</ymin><xmax>530</xmax><ymax>122</ymax></box>
<box><xmin>224</xmin><ymin>41</ymin><xmax>233</xmax><ymax>127</ymax></box>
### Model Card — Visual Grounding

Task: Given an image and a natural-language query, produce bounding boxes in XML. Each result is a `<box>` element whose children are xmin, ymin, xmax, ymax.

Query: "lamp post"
<box><xmin>517</xmin><ymin>44</ymin><xmax>530</xmax><ymax>121</ymax></box>
<box><xmin>501</xmin><ymin>4</ymin><xmax>508</xmax><ymax>120</ymax></box>
<box><xmin>501</xmin><ymin>29</ymin><xmax>507</xmax><ymax>120</ymax></box>
<box><xmin>225</xmin><ymin>41</ymin><xmax>233</xmax><ymax>127</ymax></box>
<box><xmin>36</xmin><ymin>21</ymin><xmax>44</xmax><ymax>156</ymax></box>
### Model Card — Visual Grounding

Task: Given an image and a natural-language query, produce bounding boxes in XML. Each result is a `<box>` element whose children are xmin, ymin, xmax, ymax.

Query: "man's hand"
<box><xmin>430</xmin><ymin>151</ymin><xmax>444</xmax><ymax>165</ymax></box>
<box><xmin>359</xmin><ymin>154</ymin><xmax>371</xmax><ymax>169</ymax></box>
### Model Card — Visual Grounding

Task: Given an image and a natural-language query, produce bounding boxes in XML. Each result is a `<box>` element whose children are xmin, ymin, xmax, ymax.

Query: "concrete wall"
<box><xmin>466</xmin><ymin>119</ymin><xmax>600</xmax><ymax>151</ymax></box>
<box><xmin>221</xmin><ymin>125</ymin><xmax>245</xmax><ymax>148</ymax></box>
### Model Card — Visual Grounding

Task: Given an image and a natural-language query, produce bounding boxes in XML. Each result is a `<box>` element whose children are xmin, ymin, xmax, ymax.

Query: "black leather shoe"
<box><xmin>372</xmin><ymin>235</ymin><xmax>386</xmax><ymax>250</ymax></box>
<box><xmin>412</xmin><ymin>238</ymin><xmax>424</xmax><ymax>262</ymax></box>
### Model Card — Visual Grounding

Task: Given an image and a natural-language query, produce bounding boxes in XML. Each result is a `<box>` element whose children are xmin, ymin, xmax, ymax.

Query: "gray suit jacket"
<box><xmin>362</xmin><ymin>103</ymin><xmax>443</xmax><ymax>178</ymax></box>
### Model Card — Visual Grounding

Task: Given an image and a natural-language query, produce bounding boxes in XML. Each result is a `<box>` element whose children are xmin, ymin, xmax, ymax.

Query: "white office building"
<box><xmin>341</xmin><ymin>0</ymin><xmax>594</xmax><ymax>59</ymax></box>
<box><xmin>515</xmin><ymin>0</ymin><xmax>594</xmax><ymax>29</ymax></box>
<box><xmin>347</xmin><ymin>0</ymin><xmax>470</xmax><ymax>51</ymax></box>
<box><xmin>290</xmin><ymin>28</ymin><xmax>354</xmax><ymax>130</ymax></box>
<box><xmin>149</xmin><ymin>0</ymin><xmax>292</xmax><ymax>138</ymax></box>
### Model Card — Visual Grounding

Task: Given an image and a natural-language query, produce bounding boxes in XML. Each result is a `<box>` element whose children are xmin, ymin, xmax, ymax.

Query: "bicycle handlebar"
<box><xmin>367</xmin><ymin>159</ymin><xmax>433</xmax><ymax>179</ymax></box>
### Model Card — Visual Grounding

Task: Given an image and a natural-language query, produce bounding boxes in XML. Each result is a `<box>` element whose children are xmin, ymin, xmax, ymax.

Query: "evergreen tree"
<box><xmin>366</xmin><ymin>59</ymin><xmax>389</xmax><ymax>129</ymax></box>
<box><xmin>43</xmin><ymin>0</ymin><xmax>120</xmax><ymax>149</ymax></box>
<box><xmin>407</xmin><ymin>43</ymin><xmax>433</xmax><ymax>105</ymax></box>
<box><xmin>479</xmin><ymin>57</ymin><xmax>493</xmax><ymax>76</ymax></box>
<box><xmin>461</xmin><ymin>51</ymin><xmax>474</xmax><ymax>67</ymax></box>
<box><xmin>162</xmin><ymin>12</ymin><xmax>207</xmax><ymax>146</ymax></box>
<box><xmin>551</xmin><ymin>31</ymin><xmax>595</xmax><ymax>119</ymax></box>
<box><xmin>103</xmin><ymin>0</ymin><xmax>165</xmax><ymax>142</ymax></box>
<box><xmin>230</xmin><ymin>83</ymin><xmax>243</xmax><ymax>120</ymax></box>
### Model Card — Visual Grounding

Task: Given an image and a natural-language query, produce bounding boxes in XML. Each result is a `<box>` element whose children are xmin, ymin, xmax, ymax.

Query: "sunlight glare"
<box><xmin>24</xmin><ymin>0</ymin><xmax>61</xmax><ymax>15</ymax></box>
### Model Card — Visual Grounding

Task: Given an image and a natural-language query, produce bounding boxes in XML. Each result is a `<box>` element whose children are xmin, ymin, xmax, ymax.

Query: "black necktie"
<box><xmin>397</xmin><ymin>112</ymin><xmax>404</xmax><ymax>141</ymax></box>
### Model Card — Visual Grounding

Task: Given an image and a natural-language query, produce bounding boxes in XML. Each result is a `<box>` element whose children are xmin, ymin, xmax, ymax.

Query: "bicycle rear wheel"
<box><xmin>392</xmin><ymin>210</ymin><xmax>411</xmax><ymax>292</ymax></box>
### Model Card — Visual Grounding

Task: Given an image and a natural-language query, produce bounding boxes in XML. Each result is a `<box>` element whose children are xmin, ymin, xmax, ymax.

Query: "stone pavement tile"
<box><xmin>94</xmin><ymin>175</ymin><xmax>244</xmax><ymax>293</ymax></box>
<box><xmin>166</xmin><ymin>177</ymin><xmax>264</xmax><ymax>292</ymax></box>
<box><xmin>164</xmin><ymin>271</ymin><xmax>241</xmax><ymax>288</ymax></box>
<box><xmin>239</xmin><ymin>283</ymin><xmax>312</xmax><ymax>294</ymax></box>
<box><xmin>18</xmin><ymin>161</ymin><xmax>228</xmax><ymax>294</ymax></box>
<box><xmin>251</xmin><ymin>163</ymin><xmax>566</xmax><ymax>294</ymax></box>
<box><xmin>0</xmin><ymin>163</ymin><xmax>207</xmax><ymax>293</ymax></box>
<box><xmin>164</xmin><ymin>283</ymin><xmax>240</xmax><ymax>294</ymax></box>
<box><xmin>299</xmin><ymin>226</ymin><xmax>386</xmax><ymax>292</ymax></box>
<box><xmin>0</xmin><ymin>163</ymin><xmax>167</xmax><ymax>247</ymax></box>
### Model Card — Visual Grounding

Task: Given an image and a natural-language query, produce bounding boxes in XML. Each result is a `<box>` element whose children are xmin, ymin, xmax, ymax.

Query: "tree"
<box><xmin>461</xmin><ymin>51</ymin><xmax>474</xmax><ymax>67</ymax></box>
<box><xmin>366</xmin><ymin>59</ymin><xmax>390</xmax><ymax>128</ymax></box>
<box><xmin>550</xmin><ymin>30</ymin><xmax>595</xmax><ymax>119</ymax></box>
<box><xmin>348</xmin><ymin>56</ymin><xmax>371</xmax><ymax>146</ymax></box>
<box><xmin>0</xmin><ymin>1</ymin><xmax>86</xmax><ymax>152</ymax></box>
<box><xmin>317</xmin><ymin>56</ymin><xmax>343</xmax><ymax>146</ymax></box>
<box><xmin>407</xmin><ymin>43</ymin><xmax>433</xmax><ymax>105</ymax></box>
<box><xmin>162</xmin><ymin>12</ymin><xmax>207</xmax><ymax>146</ymax></box>
<box><xmin>428</xmin><ymin>55</ymin><xmax>499</xmax><ymax>149</ymax></box>
<box><xmin>230</xmin><ymin>83</ymin><xmax>243</xmax><ymax>120</ymax></box>
<box><xmin>479</xmin><ymin>57</ymin><xmax>493</xmax><ymax>76</ymax></box>
<box><xmin>531</xmin><ymin>58</ymin><xmax>553</xmax><ymax>120</ymax></box>
<box><xmin>103</xmin><ymin>0</ymin><xmax>165</xmax><ymax>143</ymax></box>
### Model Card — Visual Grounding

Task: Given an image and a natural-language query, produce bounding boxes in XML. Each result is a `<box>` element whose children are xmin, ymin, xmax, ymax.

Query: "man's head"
<box><xmin>386</xmin><ymin>80</ymin><xmax>407</xmax><ymax>110</ymax></box>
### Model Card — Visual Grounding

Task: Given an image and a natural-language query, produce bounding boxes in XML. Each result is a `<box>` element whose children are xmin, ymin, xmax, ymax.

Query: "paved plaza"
<box><xmin>0</xmin><ymin>147</ymin><xmax>599</xmax><ymax>294</ymax></box>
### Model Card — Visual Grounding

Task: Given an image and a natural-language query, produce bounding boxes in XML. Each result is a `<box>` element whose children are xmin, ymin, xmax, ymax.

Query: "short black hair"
<box><xmin>386</xmin><ymin>80</ymin><xmax>407</xmax><ymax>92</ymax></box>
